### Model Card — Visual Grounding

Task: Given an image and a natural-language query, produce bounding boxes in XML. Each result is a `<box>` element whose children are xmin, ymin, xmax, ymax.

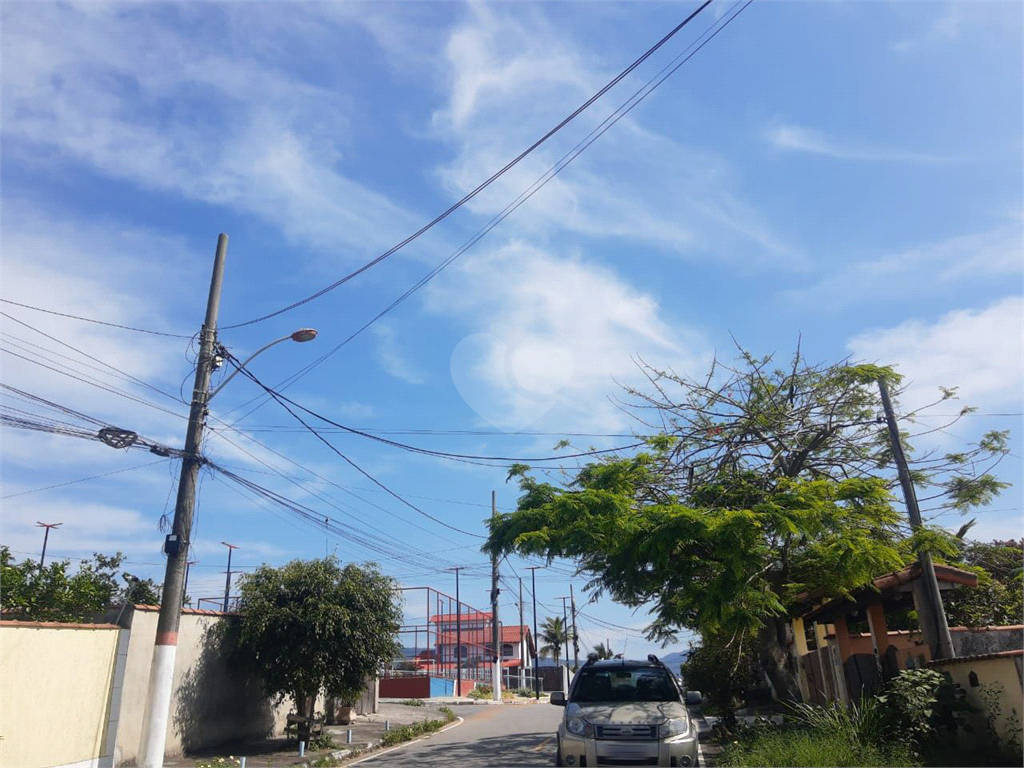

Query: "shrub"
<box><xmin>308</xmin><ymin>732</ymin><xmax>336</xmax><ymax>751</ymax></box>
<box><xmin>195</xmin><ymin>759</ymin><xmax>241</xmax><ymax>768</ymax></box>
<box><xmin>679</xmin><ymin>636</ymin><xmax>758</xmax><ymax>710</ymax></box>
<box><xmin>379</xmin><ymin>708</ymin><xmax>456</xmax><ymax>747</ymax></box>
<box><xmin>718</xmin><ymin>728</ymin><xmax>920</xmax><ymax>767</ymax></box>
<box><xmin>397</xmin><ymin>698</ymin><xmax>425</xmax><ymax>707</ymax></box>
<box><xmin>788</xmin><ymin>697</ymin><xmax>889</xmax><ymax>745</ymax></box>
<box><xmin>467</xmin><ymin>684</ymin><xmax>492</xmax><ymax>699</ymax></box>
<box><xmin>876</xmin><ymin>668</ymin><xmax>971</xmax><ymax>746</ymax></box>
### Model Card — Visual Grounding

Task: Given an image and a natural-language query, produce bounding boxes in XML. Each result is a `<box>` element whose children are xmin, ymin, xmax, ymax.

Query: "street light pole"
<box><xmin>36</xmin><ymin>521</ymin><xmax>62</xmax><ymax>569</ymax></box>
<box><xmin>448</xmin><ymin>566</ymin><xmax>465</xmax><ymax>697</ymax></box>
<box><xmin>221</xmin><ymin>542</ymin><xmax>239</xmax><ymax>612</ymax></box>
<box><xmin>138</xmin><ymin>234</ymin><xmax>228</xmax><ymax>768</ymax></box>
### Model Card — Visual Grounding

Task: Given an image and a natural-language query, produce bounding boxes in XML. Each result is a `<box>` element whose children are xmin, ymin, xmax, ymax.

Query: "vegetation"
<box><xmin>538</xmin><ymin>615</ymin><xmax>571</xmax><ymax>665</ymax></box>
<box><xmin>943</xmin><ymin>538</ymin><xmax>1023</xmax><ymax>628</ymax></box>
<box><xmin>0</xmin><ymin>546</ymin><xmax>167</xmax><ymax>622</ymax></box>
<box><xmin>233</xmin><ymin>557</ymin><xmax>402</xmax><ymax>733</ymax></box>
<box><xmin>487</xmin><ymin>350</ymin><xmax>1010</xmax><ymax>701</ymax></box>
<box><xmin>467</xmin><ymin>684</ymin><xmax>492</xmax><ymax>699</ymax></box>
<box><xmin>308</xmin><ymin>731</ymin><xmax>337</xmax><ymax>751</ymax></box>
<box><xmin>397</xmin><ymin>698</ymin><xmax>426</xmax><ymax>707</ymax></box>
<box><xmin>679</xmin><ymin>636</ymin><xmax>759</xmax><ymax>711</ymax></box>
<box><xmin>379</xmin><ymin>707</ymin><xmax>457</xmax><ymax>747</ymax></box>
<box><xmin>194</xmin><ymin>758</ymin><xmax>241</xmax><ymax>768</ymax></box>
<box><xmin>718</xmin><ymin>727</ymin><xmax>920</xmax><ymax>767</ymax></box>
<box><xmin>591</xmin><ymin>641</ymin><xmax>614</xmax><ymax>659</ymax></box>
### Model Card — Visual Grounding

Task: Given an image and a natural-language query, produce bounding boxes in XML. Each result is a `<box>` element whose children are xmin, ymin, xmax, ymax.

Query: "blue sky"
<box><xmin>1</xmin><ymin>1</ymin><xmax>1021</xmax><ymax>658</ymax></box>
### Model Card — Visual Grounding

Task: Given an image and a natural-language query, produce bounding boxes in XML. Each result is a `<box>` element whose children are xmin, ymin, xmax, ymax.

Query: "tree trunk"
<box><xmin>756</xmin><ymin>618</ymin><xmax>802</xmax><ymax>702</ymax></box>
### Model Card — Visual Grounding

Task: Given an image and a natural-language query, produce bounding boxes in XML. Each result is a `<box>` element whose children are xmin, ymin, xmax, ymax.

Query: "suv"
<box><xmin>551</xmin><ymin>655</ymin><xmax>700</xmax><ymax>767</ymax></box>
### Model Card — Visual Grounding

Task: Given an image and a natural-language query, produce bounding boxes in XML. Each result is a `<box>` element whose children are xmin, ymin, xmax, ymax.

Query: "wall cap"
<box><xmin>929</xmin><ymin>649</ymin><xmax>1024</xmax><ymax>667</ymax></box>
<box><xmin>0</xmin><ymin>619</ymin><xmax>120</xmax><ymax>630</ymax></box>
<box><xmin>132</xmin><ymin>603</ymin><xmax>238</xmax><ymax>617</ymax></box>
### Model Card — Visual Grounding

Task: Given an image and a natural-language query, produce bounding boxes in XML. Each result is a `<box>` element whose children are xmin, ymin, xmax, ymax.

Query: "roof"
<box><xmin>430</xmin><ymin>611</ymin><xmax>492</xmax><ymax>623</ymax></box>
<box><xmin>501</xmin><ymin>625</ymin><xmax>531</xmax><ymax>643</ymax></box>
<box><xmin>802</xmin><ymin>563</ymin><xmax>979</xmax><ymax>623</ymax></box>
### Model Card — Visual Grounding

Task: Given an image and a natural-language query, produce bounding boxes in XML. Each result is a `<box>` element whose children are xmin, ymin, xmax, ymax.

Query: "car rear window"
<box><xmin>570</xmin><ymin>667</ymin><xmax>680</xmax><ymax>703</ymax></box>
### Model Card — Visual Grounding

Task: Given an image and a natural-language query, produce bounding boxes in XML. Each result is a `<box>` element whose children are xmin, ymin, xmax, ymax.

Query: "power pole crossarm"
<box><xmin>877</xmin><ymin>378</ymin><xmax>955</xmax><ymax>660</ymax></box>
<box><xmin>138</xmin><ymin>234</ymin><xmax>228</xmax><ymax>768</ymax></box>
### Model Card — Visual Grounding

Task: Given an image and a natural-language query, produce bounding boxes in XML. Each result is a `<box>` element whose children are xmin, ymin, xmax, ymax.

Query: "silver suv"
<box><xmin>551</xmin><ymin>655</ymin><xmax>700</xmax><ymax>767</ymax></box>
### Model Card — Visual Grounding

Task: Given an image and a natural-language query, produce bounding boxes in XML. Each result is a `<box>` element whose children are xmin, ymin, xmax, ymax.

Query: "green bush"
<box><xmin>308</xmin><ymin>731</ymin><xmax>336</xmax><ymax>751</ymax></box>
<box><xmin>466</xmin><ymin>684</ymin><xmax>492</xmax><ymax>699</ymax></box>
<box><xmin>876</xmin><ymin>668</ymin><xmax>971</xmax><ymax>746</ymax></box>
<box><xmin>788</xmin><ymin>697</ymin><xmax>889</xmax><ymax>746</ymax></box>
<box><xmin>379</xmin><ymin>708</ymin><xmax>456</xmax><ymax>747</ymax></box>
<box><xmin>397</xmin><ymin>698</ymin><xmax>425</xmax><ymax>707</ymax></box>
<box><xmin>195</xmin><ymin>759</ymin><xmax>241</xmax><ymax>768</ymax></box>
<box><xmin>718</xmin><ymin>729</ymin><xmax>920</xmax><ymax>767</ymax></box>
<box><xmin>679</xmin><ymin>636</ymin><xmax>758</xmax><ymax>710</ymax></box>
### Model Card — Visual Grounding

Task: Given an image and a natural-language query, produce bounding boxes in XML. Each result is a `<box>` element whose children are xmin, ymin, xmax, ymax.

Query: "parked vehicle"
<box><xmin>551</xmin><ymin>654</ymin><xmax>701</xmax><ymax>767</ymax></box>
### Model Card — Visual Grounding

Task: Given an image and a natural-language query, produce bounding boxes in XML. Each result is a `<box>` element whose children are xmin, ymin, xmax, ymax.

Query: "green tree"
<box><xmin>944</xmin><ymin>538</ymin><xmax>1024</xmax><ymax>628</ymax></box>
<box><xmin>592</xmin><ymin>641</ymin><xmax>614</xmax><ymax>660</ymax></box>
<box><xmin>538</xmin><ymin>615</ymin><xmax>568</xmax><ymax>665</ymax></box>
<box><xmin>487</xmin><ymin>351</ymin><xmax>1010</xmax><ymax>701</ymax></box>
<box><xmin>121</xmin><ymin>572</ymin><xmax>162</xmax><ymax>605</ymax></box>
<box><xmin>1</xmin><ymin>546</ymin><xmax>124</xmax><ymax>621</ymax></box>
<box><xmin>233</xmin><ymin>558</ymin><xmax>402</xmax><ymax>732</ymax></box>
<box><xmin>680</xmin><ymin>635</ymin><xmax>759</xmax><ymax>710</ymax></box>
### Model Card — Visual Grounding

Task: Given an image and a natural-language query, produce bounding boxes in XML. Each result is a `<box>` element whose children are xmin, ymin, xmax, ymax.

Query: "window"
<box><xmin>502</xmin><ymin>643</ymin><xmax>515</xmax><ymax>657</ymax></box>
<box><xmin>570</xmin><ymin>667</ymin><xmax>680</xmax><ymax>703</ymax></box>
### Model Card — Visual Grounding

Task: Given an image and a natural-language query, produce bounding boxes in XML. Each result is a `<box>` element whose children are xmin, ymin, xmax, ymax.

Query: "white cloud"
<box><xmin>371</xmin><ymin>322</ymin><xmax>425</xmax><ymax>385</ymax></box>
<box><xmin>766</xmin><ymin>122</ymin><xmax>944</xmax><ymax>163</ymax></box>
<box><xmin>1</xmin><ymin>3</ymin><xmax>424</xmax><ymax>265</ymax></box>
<box><xmin>893</xmin><ymin>8</ymin><xmax>960</xmax><ymax>52</ymax></box>
<box><xmin>424</xmin><ymin>4</ymin><xmax>794</xmax><ymax>268</ymax></box>
<box><xmin>787</xmin><ymin>224</ymin><xmax>1023</xmax><ymax>309</ymax></box>
<box><xmin>847</xmin><ymin>295</ymin><xmax>1024</xmax><ymax>414</ymax></box>
<box><xmin>426</xmin><ymin>241</ymin><xmax>709</xmax><ymax>431</ymax></box>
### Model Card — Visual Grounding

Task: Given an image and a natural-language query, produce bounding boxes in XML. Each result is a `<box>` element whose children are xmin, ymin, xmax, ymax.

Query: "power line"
<box><xmin>1</xmin><ymin>459</ymin><xmax>170</xmax><ymax>499</ymax></box>
<box><xmin>0</xmin><ymin>298</ymin><xmax>191</xmax><ymax>338</ymax></box>
<box><xmin>222</xmin><ymin>0</ymin><xmax>716</xmax><ymax>330</ymax></box>
<box><xmin>221</xmin><ymin>0</ymin><xmax>751</xmax><ymax>423</ymax></box>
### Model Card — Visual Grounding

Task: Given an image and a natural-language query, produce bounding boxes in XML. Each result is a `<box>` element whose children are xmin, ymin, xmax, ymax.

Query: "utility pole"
<box><xmin>139</xmin><ymin>233</ymin><xmax>228</xmax><ymax>768</ymax></box>
<box><xmin>489</xmin><ymin>491</ymin><xmax>502</xmax><ymax>702</ymax></box>
<box><xmin>877</xmin><ymin>378</ymin><xmax>955</xmax><ymax>660</ymax></box>
<box><xmin>569</xmin><ymin>584</ymin><xmax>579</xmax><ymax>670</ymax></box>
<box><xmin>221</xmin><ymin>542</ymin><xmax>239</xmax><ymax>612</ymax></box>
<box><xmin>36</xmin><ymin>521</ymin><xmax>62</xmax><ymax>569</ymax></box>
<box><xmin>518</xmin><ymin>577</ymin><xmax>525</xmax><ymax>692</ymax></box>
<box><xmin>559</xmin><ymin>596</ymin><xmax>571</xmax><ymax>670</ymax></box>
<box><xmin>526</xmin><ymin>566</ymin><xmax>543</xmax><ymax>699</ymax></box>
<box><xmin>449</xmin><ymin>566</ymin><xmax>465</xmax><ymax>697</ymax></box>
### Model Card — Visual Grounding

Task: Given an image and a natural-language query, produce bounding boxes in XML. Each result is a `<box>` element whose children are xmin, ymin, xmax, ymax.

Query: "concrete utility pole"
<box><xmin>519</xmin><ymin>577</ymin><xmax>525</xmax><ymax>691</ymax></box>
<box><xmin>559</xmin><ymin>596</ymin><xmax>571</xmax><ymax>669</ymax></box>
<box><xmin>36</xmin><ymin>521</ymin><xmax>62</xmax><ymax>569</ymax></box>
<box><xmin>877</xmin><ymin>378</ymin><xmax>956</xmax><ymax>660</ymax></box>
<box><xmin>138</xmin><ymin>234</ymin><xmax>228</xmax><ymax>768</ymax></box>
<box><xmin>221</xmin><ymin>542</ymin><xmax>239</xmax><ymax>612</ymax></box>
<box><xmin>449</xmin><ymin>566</ymin><xmax>465</xmax><ymax>696</ymax></box>
<box><xmin>526</xmin><ymin>566</ymin><xmax>543</xmax><ymax>699</ymax></box>
<box><xmin>489</xmin><ymin>491</ymin><xmax>502</xmax><ymax>701</ymax></box>
<box><xmin>182</xmin><ymin>559</ymin><xmax>197</xmax><ymax>607</ymax></box>
<box><xmin>569</xmin><ymin>584</ymin><xmax>579</xmax><ymax>669</ymax></box>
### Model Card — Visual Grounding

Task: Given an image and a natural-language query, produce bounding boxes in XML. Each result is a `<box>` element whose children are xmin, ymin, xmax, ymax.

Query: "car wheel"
<box><xmin>555</xmin><ymin>743</ymin><xmax>565</xmax><ymax>767</ymax></box>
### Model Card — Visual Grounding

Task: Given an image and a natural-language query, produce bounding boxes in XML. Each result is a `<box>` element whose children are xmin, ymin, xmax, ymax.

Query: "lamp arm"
<box><xmin>208</xmin><ymin>335</ymin><xmax>290</xmax><ymax>400</ymax></box>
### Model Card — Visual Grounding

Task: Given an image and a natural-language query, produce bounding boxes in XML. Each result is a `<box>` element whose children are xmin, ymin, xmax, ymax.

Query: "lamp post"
<box><xmin>36</xmin><ymin>521</ymin><xmax>62</xmax><ymax>569</ymax></box>
<box><xmin>137</xmin><ymin>233</ymin><xmax>318</xmax><ymax>768</ymax></box>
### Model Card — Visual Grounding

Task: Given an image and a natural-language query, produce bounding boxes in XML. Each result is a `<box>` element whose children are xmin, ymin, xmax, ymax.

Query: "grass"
<box><xmin>378</xmin><ymin>706</ymin><xmax>457</xmax><ymax>747</ymax></box>
<box><xmin>717</xmin><ymin>729</ymin><xmax>921</xmax><ymax>767</ymax></box>
<box><xmin>396</xmin><ymin>698</ymin><xmax>425</xmax><ymax>707</ymax></box>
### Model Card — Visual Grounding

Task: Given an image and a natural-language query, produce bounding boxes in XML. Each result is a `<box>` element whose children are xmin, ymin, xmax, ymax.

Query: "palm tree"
<box><xmin>592</xmin><ymin>642</ymin><xmax>614</xmax><ymax>660</ymax></box>
<box><xmin>539</xmin><ymin>616</ymin><xmax>567</xmax><ymax>665</ymax></box>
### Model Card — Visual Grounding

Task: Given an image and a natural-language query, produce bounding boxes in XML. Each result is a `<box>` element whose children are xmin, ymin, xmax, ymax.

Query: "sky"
<box><xmin>1</xmin><ymin>0</ymin><xmax>1021</xmax><ymax>660</ymax></box>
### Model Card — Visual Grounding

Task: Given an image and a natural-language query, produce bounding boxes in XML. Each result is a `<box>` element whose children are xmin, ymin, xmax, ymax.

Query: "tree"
<box><xmin>680</xmin><ymin>635</ymin><xmax>759</xmax><ymax>710</ymax></box>
<box><xmin>487</xmin><ymin>351</ymin><xmax>1010</xmax><ymax>701</ymax></box>
<box><xmin>538</xmin><ymin>615</ymin><xmax>568</xmax><ymax>665</ymax></box>
<box><xmin>943</xmin><ymin>539</ymin><xmax>1024</xmax><ymax>628</ymax></box>
<box><xmin>1</xmin><ymin>547</ymin><xmax>124</xmax><ymax>621</ymax></box>
<box><xmin>233</xmin><ymin>557</ymin><xmax>402</xmax><ymax>732</ymax></box>
<box><xmin>592</xmin><ymin>641</ymin><xmax>614</xmax><ymax>660</ymax></box>
<box><xmin>121</xmin><ymin>572</ymin><xmax>162</xmax><ymax>605</ymax></box>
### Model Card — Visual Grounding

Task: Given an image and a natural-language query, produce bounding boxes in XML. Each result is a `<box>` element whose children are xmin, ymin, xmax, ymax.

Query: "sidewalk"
<box><xmin>164</xmin><ymin>701</ymin><xmax>460</xmax><ymax>768</ymax></box>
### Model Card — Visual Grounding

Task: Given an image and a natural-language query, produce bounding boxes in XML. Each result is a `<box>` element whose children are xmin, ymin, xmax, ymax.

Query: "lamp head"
<box><xmin>290</xmin><ymin>328</ymin><xmax>318</xmax><ymax>343</ymax></box>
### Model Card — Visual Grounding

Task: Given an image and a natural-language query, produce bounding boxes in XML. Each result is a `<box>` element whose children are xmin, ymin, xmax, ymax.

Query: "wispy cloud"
<box><xmin>766</xmin><ymin>122</ymin><xmax>945</xmax><ymax>163</ymax></box>
<box><xmin>371</xmin><ymin>322</ymin><xmax>425</xmax><ymax>385</ymax></box>
<box><xmin>893</xmin><ymin>7</ymin><xmax>960</xmax><ymax>52</ymax></box>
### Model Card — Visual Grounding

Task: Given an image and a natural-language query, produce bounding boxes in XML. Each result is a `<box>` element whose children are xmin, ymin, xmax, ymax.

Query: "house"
<box><xmin>428</xmin><ymin>611</ymin><xmax>536</xmax><ymax>687</ymax></box>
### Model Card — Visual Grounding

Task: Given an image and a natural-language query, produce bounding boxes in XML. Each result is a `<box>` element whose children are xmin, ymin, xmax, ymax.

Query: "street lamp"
<box><xmin>36</xmin><ymin>521</ymin><xmax>62</xmax><ymax>569</ymax></box>
<box><xmin>209</xmin><ymin>328</ymin><xmax>318</xmax><ymax>400</ymax></box>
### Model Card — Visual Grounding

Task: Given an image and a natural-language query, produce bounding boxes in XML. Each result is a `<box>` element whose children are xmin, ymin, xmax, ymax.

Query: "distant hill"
<box><xmin>658</xmin><ymin>650</ymin><xmax>691</xmax><ymax>671</ymax></box>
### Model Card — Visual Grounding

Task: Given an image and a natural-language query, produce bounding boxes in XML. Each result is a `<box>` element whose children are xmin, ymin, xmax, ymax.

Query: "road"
<box><xmin>353</xmin><ymin>702</ymin><xmax>563</xmax><ymax>767</ymax></box>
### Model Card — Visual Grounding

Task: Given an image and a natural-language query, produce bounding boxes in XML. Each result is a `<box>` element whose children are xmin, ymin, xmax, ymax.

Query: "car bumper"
<box><xmin>559</xmin><ymin>732</ymin><xmax>699</xmax><ymax>767</ymax></box>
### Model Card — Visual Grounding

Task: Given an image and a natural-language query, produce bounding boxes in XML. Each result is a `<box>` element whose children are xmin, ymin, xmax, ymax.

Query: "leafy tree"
<box><xmin>487</xmin><ymin>351</ymin><xmax>1010</xmax><ymax>701</ymax></box>
<box><xmin>944</xmin><ymin>538</ymin><xmax>1024</xmax><ymax>628</ymax></box>
<box><xmin>679</xmin><ymin>634</ymin><xmax>759</xmax><ymax>710</ymax></box>
<box><xmin>121</xmin><ymin>572</ymin><xmax>162</xmax><ymax>605</ymax></box>
<box><xmin>538</xmin><ymin>615</ymin><xmax>569</xmax><ymax>664</ymax></box>
<box><xmin>1</xmin><ymin>546</ymin><xmax>124</xmax><ymax>621</ymax></box>
<box><xmin>592</xmin><ymin>641</ymin><xmax>614</xmax><ymax>660</ymax></box>
<box><xmin>233</xmin><ymin>557</ymin><xmax>402</xmax><ymax>733</ymax></box>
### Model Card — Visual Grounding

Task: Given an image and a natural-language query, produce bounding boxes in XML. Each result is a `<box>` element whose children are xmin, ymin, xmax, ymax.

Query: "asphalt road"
<box><xmin>353</xmin><ymin>702</ymin><xmax>563</xmax><ymax>767</ymax></box>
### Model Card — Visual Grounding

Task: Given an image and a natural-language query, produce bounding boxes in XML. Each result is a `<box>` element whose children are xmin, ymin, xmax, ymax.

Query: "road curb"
<box><xmin>345</xmin><ymin>716</ymin><xmax>465</xmax><ymax>765</ymax></box>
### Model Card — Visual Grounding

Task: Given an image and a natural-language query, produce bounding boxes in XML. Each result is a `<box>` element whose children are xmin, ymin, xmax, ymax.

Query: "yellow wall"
<box><xmin>934</xmin><ymin>655</ymin><xmax>1024</xmax><ymax>747</ymax></box>
<box><xmin>0</xmin><ymin>622</ymin><xmax>123</xmax><ymax>768</ymax></box>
